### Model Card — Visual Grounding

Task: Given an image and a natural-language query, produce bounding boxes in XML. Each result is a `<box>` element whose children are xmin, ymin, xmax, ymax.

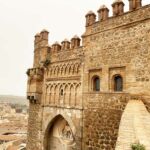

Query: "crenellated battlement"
<box><xmin>33</xmin><ymin>29</ymin><xmax>82</xmax><ymax>67</ymax></box>
<box><xmin>50</xmin><ymin>36</ymin><xmax>81</xmax><ymax>54</ymax></box>
<box><xmin>34</xmin><ymin>29</ymin><xmax>49</xmax><ymax>48</ymax></box>
<box><xmin>32</xmin><ymin>0</ymin><xmax>150</xmax><ymax>70</ymax></box>
<box><xmin>112</xmin><ymin>0</ymin><xmax>125</xmax><ymax>16</ymax></box>
<box><xmin>97</xmin><ymin>5</ymin><xmax>109</xmax><ymax>21</ymax></box>
<box><xmin>51</xmin><ymin>41</ymin><xmax>61</xmax><ymax>52</ymax></box>
<box><xmin>33</xmin><ymin>0</ymin><xmax>147</xmax><ymax>65</ymax></box>
<box><xmin>83</xmin><ymin>3</ymin><xmax>150</xmax><ymax>38</ymax></box>
<box><xmin>85</xmin><ymin>0</ymin><xmax>143</xmax><ymax>28</ymax></box>
<box><xmin>50</xmin><ymin>36</ymin><xmax>81</xmax><ymax>53</ymax></box>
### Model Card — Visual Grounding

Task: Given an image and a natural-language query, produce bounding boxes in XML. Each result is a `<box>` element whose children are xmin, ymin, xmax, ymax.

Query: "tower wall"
<box><xmin>27</xmin><ymin>1</ymin><xmax>150</xmax><ymax>150</ymax></box>
<box><xmin>82</xmin><ymin>4</ymin><xmax>150</xmax><ymax>150</ymax></box>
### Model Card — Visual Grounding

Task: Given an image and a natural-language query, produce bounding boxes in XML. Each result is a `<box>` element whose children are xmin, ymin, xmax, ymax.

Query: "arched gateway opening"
<box><xmin>44</xmin><ymin>115</ymin><xmax>76</xmax><ymax>150</ymax></box>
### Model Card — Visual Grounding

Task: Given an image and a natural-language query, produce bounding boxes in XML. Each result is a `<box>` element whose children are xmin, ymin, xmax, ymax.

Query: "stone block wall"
<box><xmin>27</xmin><ymin>104</ymin><xmax>43</xmax><ymax>150</ymax></box>
<box><xmin>26</xmin><ymin>2</ymin><xmax>150</xmax><ymax>150</ymax></box>
<box><xmin>83</xmin><ymin>5</ymin><xmax>150</xmax><ymax>96</ymax></box>
<box><xmin>84</xmin><ymin>108</ymin><xmax>121</xmax><ymax>150</ymax></box>
<box><xmin>83</xmin><ymin>93</ymin><xmax>129</xmax><ymax>150</ymax></box>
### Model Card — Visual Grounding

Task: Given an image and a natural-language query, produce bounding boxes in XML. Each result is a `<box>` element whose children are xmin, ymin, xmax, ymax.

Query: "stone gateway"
<box><xmin>26</xmin><ymin>0</ymin><xmax>150</xmax><ymax>149</ymax></box>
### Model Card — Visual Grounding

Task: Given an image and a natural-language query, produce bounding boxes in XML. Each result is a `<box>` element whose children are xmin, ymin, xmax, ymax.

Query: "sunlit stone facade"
<box><xmin>26</xmin><ymin>0</ymin><xmax>150</xmax><ymax>149</ymax></box>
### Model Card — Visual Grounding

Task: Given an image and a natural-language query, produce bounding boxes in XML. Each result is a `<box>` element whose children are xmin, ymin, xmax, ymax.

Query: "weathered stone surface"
<box><xmin>26</xmin><ymin>104</ymin><xmax>43</xmax><ymax>150</ymax></box>
<box><xmin>26</xmin><ymin>1</ymin><xmax>150</xmax><ymax>150</ymax></box>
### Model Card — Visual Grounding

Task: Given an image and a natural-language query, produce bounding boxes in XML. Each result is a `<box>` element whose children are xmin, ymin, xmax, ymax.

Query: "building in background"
<box><xmin>0</xmin><ymin>97</ymin><xmax>28</xmax><ymax>150</ymax></box>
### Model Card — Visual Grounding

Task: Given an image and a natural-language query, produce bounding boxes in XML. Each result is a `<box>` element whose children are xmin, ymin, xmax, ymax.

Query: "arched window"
<box><xmin>114</xmin><ymin>75</ymin><xmax>123</xmax><ymax>91</ymax></box>
<box><xmin>93</xmin><ymin>76</ymin><xmax>100</xmax><ymax>91</ymax></box>
<box><xmin>60</xmin><ymin>89</ymin><xmax>63</xmax><ymax>96</ymax></box>
<box><xmin>59</xmin><ymin>85</ymin><xmax>64</xmax><ymax>97</ymax></box>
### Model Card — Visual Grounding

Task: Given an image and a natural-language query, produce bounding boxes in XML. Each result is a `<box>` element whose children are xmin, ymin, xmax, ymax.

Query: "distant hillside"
<box><xmin>0</xmin><ymin>95</ymin><xmax>28</xmax><ymax>105</ymax></box>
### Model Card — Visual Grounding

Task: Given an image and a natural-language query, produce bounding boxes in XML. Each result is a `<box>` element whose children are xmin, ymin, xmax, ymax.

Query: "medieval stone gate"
<box><xmin>27</xmin><ymin>0</ymin><xmax>150</xmax><ymax>149</ymax></box>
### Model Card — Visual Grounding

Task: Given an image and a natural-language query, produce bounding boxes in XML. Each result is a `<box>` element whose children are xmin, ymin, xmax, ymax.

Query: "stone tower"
<box><xmin>26</xmin><ymin>0</ymin><xmax>150</xmax><ymax>149</ymax></box>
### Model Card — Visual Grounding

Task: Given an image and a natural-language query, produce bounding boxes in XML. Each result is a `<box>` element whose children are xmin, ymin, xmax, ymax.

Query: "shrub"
<box><xmin>131</xmin><ymin>143</ymin><xmax>145</xmax><ymax>150</ymax></box>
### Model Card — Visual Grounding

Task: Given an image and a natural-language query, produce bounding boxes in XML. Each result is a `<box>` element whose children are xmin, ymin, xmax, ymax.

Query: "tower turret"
<box><xmin>112</xmin><ymin>0</ymin><xmax>124</xmax><ymax>16</ymax></box>
<box><xmin>33</xmin><ymin>29</ymin><xmax>50</xmax><ymax>67</ymax></box>
<box><xmin>71</xmin><ymin>35</ymin><xmax>81</xmax><ymax>49</ymax></box>
<box><xmin>34</xmin><ymin>33</ymin><xmax>41</xmax><ymax>44</ymax></box>
<box><xmin>52</xmin><ymin>41</ymin><xmax>61</xmax><ymax>52</ymax></box>
<box><xmin>34</xmin><ymin>33</ymin><xmax>41</xmax><ymax>68</ymax></box>
<box><xmin>61</xmin><ymin>39</ymin><xmax>70</xmax><ymax>50</ymax></box>
<box><xmin>97</xmin><ymin>5</ymin><xmax>109</xmax><ymax>21</ymax></box>
<box><xmin>129</xmin><ymin>0</ymin><xmax>142</xmax><ymax>11</ymax></box>
<box><xmin>39</xmin><ymin>30</ymin><xmax>50</xmax><ymax>65</ymax></box>
<box><xmin>40</xmin><ymin>29</ymin><xmax>49</xmax><ymax>41</ymax></box>
<box><xmin>85</xmin><ymin>11</ymin><xmax>96</xmax><ymax>26</ymax></box>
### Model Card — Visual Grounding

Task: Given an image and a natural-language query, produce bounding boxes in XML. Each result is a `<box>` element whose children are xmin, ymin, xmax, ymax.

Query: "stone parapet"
<box><xmin>83</xmin><ymin>4</ymin><xmax>150</xmax><ymax>36</ymax></box>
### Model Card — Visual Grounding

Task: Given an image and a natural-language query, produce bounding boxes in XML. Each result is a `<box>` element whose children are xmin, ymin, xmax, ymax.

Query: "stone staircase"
<box><xmin>115</xmin><ymin>100</ymin><xmax>150</xmax><ymax>150</ymax></box>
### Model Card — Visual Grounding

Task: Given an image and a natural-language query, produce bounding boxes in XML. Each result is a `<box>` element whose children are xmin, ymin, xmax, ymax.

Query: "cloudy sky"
<box><xmin>0</xmin><ymin>0</ymin><xmax>149</xmax><ymax>96</ymax></box>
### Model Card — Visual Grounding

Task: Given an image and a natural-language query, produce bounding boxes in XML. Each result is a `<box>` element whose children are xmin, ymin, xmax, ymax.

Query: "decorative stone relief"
<box><xmin>47</xmin><ymin>61</ymin><xmax>81</xmax><ymax>78</ymax></box>
<box><xmin>61</xmin><ymin>122</ymin><xmax>74</xmax><ymax>141</ymax></box>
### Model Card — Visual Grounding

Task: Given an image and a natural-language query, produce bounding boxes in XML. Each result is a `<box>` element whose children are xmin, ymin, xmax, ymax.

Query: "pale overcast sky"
<box><xmin>0</xmin><ymin>0</ymin><xmax>149</xmax><ymax>96</ymax></box>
